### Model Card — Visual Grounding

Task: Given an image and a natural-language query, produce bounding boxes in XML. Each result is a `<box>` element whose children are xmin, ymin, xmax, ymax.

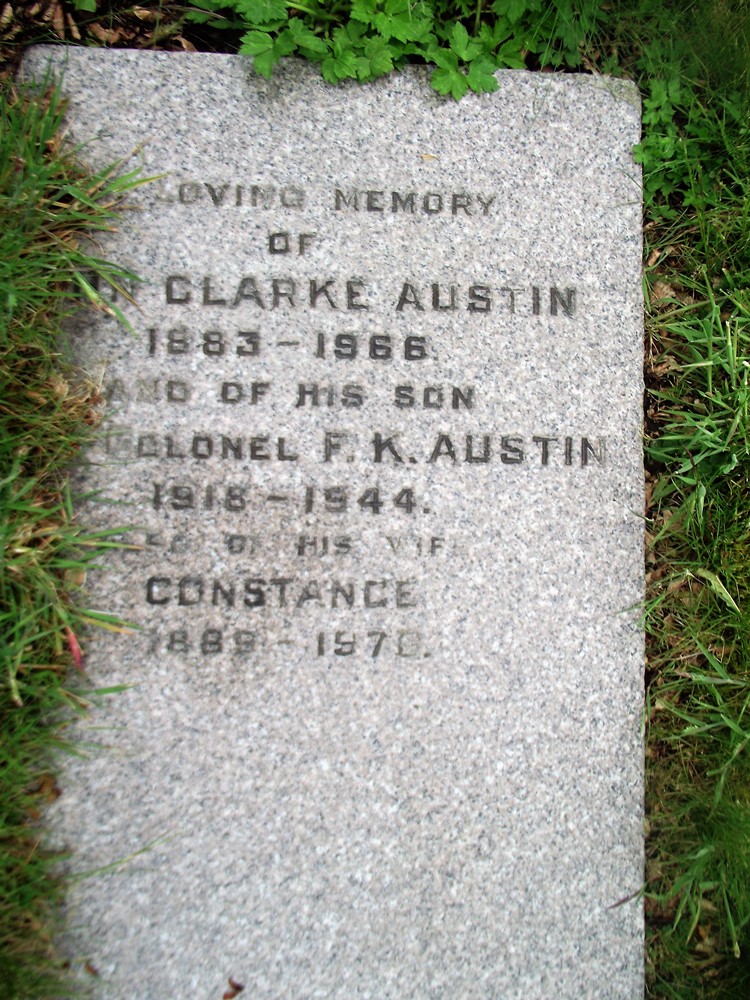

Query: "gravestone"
<box><xmin>24</xmin><ymin>49</ymin><xmax>644</xmax><ymax>998</ymax></box>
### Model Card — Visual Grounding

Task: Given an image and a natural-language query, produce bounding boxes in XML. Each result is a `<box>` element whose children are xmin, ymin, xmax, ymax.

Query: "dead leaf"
<box><xmin>223</xmin><ymin>978</ymin><xmax>245</xmax><ymax>998</ymax></box>
<box><xmin>36</xmin><ymin>773</ymin><xmax>61</xmax><ymax>803</ymax></box>
<box><xmin>42</xmin><ymin>0</ymin><xmax>65</xmax><ymax>39</ymax></box>
<box><xmin>647</xmin><ymin>356</ymin><xmax>680</xmax><ymax>377</ymax></box>
<box><xmin>651</xmin><ymin>280</ymin><xmax>678</xmax><ymax>303</ymax></box>
<box><xmin>65</xmin><ymin>627</ymin><xmax>84</xmax><ymax>670</ymax></box>
<box><xmin>64</xmin><ymin>567</ymin><xmax>86</xmax><ymax>588</ymax></box>
<box><xmin>65</xmin><ymin>12</ymin><xmax>81</xmax><ymax>41</ymax></box>
<box><xmin>89</xmin><ymin>22</ymin><xmax>124</xmax><ymax>44</ymax></box>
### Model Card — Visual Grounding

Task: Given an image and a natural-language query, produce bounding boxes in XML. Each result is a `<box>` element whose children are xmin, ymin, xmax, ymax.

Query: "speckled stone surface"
<box><xmin>23</xmin><ymin>48</ymin><xmax>644</xmax><ymax>999</ymax></box>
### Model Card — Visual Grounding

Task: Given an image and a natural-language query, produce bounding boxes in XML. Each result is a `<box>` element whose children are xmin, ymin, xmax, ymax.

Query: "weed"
<box><xmin>183</xmin><ymin>1</ymin><xmax>605</xmax><ymax>97</ymax></box>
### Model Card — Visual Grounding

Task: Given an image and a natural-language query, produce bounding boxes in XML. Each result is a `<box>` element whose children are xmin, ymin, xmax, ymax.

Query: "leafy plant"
<box><xmin>184</xmin><ymin>0</ymin><xmax>605</xmax><ymax>98</ymax></box>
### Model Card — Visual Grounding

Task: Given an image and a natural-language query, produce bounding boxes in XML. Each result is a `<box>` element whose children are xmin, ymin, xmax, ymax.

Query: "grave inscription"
<box><xmin>25</xmin><ymin>49</ymin><xmax>644</xmax><ymax>999</ymax></box>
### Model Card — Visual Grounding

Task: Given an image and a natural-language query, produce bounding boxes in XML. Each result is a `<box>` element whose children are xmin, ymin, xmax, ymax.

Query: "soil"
<box><xmin>1</xmin><ymin>0</ymin><xmax>243</xmax><ymax>77</ymax></box>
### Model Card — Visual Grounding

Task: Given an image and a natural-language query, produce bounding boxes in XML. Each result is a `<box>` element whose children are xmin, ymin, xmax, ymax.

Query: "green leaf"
<box><xmin>72</xmin><ymin>0</ymin><xmax>97</xmax><ymax>11</ymax></box>
<box><xmin>354</xmin><ymin>55</ymin><xmax>373</xmax><ymax>81</ymax></box>
<box><xmin>431</xmin><ymin>66</ymin><xmax>468</xmax><ymax>101</ymax></box>
<box><xmin>235</xmin><ymin>0</ymin><xmax>287</xmax><ymax>22</ymax></box>
<box><xmin>373</xmin><ymin>10</ymin><xmax>400</xmax><ymax>41</ymax></box>
<box><xmin>340</xmin><ymin>19</ymin><xmax>366</xmax><ymax>46</ymax></box>
<box><xmin>493</xmin><ymin>0</ymin><xmax>540</xmax><ymax>23</ymax></box>
<box><xmin>331</xmin><ymin>25</ymin><xmax>354</xmax><ymax>54</ymax></box>
<box><xmin>183</xmin><ymin>9</ymin><xmax>213</xmax><ymax>23</ymax></box>
<box><xmin>694</xmin><ymin>569</ymin><xmax>741</xmax><ymax>614</ymax></box>
<box><xmin>451</xmin><ymin>72</ymin><xmax>469</xmax><ymax>101</ymax></box>
<box><xmin>431</xmin><ymin>66</ymin><xmax>455</xmax><ymax>95</ymax></box>
<box><xmin>431</xmin><ymin>46</ymin><xmax>460</xmax><ymax>72</ymax></box>
<box><xmin>320</xmin><ymin>62</ymin><xmax>337</xmax><ymax>84</ymax></box>
<box><xmin>288</xmin><ymin>17</ymin><xmax>329</xmax><ymax>55</ymax></box>
<box><xmin>495</xmin><ymin>37</ymin><xmax>526</xmax><ymax>69</ymax></box>
<box><xmin>275</xmin><ymin>28</ymin><xmax>297</xmax><ymax>57</ymax></box>
<box><xmin>322</xmin><ymin>49</ymin><xmax>359</xmax><ymax>82</ymax></box>
<box><xmin>240</xmin><ymin>28</ymin><xmax>295</xmax><ymax>76</ymax></box>
<box><xmin>364</xmin><ymin>35</ymin><xmax>395</xmax><ymax>76</ymax></box>
<box><xmin>351</xmin><ymin>0</ymin><xmax>377</xmax><ymax>23</ymax></box>
<box><xmin>253</xmin><ymin>48</ymin><xmax>278</xmax><ymax>78</ymax></box>
<box><xmin>184</xmin><ymin>0</ymin><xmax>226</xmax><ymax>10</ymax></box>
<box><xmin>479</xmin><ymin>19</ymin><xmax>510</xmax><ymax>49</ymax></box>
<box><xmin>451</xmin><ymin>22</ymin><xmax>481</xmax><ymax>61</ymax></box>
<box><xmin>467</xmin><ymin>57</ymin><xmax>499</xmax><ymax>94</ymax></box>
<box><xmin>375</xmin><ymin>0</ymin><xmax>432</xmax><ymax>43</ymax></box>
<box><xmin>240</xmin><ymin>29</ymin><xmax>274</xmax><ymax>57</ymax></box>
<box><xmin>451</xmin><ymin>22</ymin><xmax>469</xmax><ymax>56</ymax></box>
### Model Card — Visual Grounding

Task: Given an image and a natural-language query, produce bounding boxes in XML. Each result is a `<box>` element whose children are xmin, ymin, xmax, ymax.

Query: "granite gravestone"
<box><xmin>24</xmin><ymin>49</ymin><xmax>644</xmax><ymax>998</ymax></box>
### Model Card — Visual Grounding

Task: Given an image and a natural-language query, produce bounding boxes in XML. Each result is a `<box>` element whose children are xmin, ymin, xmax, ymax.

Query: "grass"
<box><xmin>1</xmin><ymin>1</ymin><xmax>750</xmax><ymax>996</ymax></box>
<box><xmin>0</xmin><ymin>78</ymin><xmax>142</xmax><ymax>997</ymax></box>
<box><xmin>633</xmin><ymin>3</ymin><xmax>750</xmax><ymax>991</ymax></box>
